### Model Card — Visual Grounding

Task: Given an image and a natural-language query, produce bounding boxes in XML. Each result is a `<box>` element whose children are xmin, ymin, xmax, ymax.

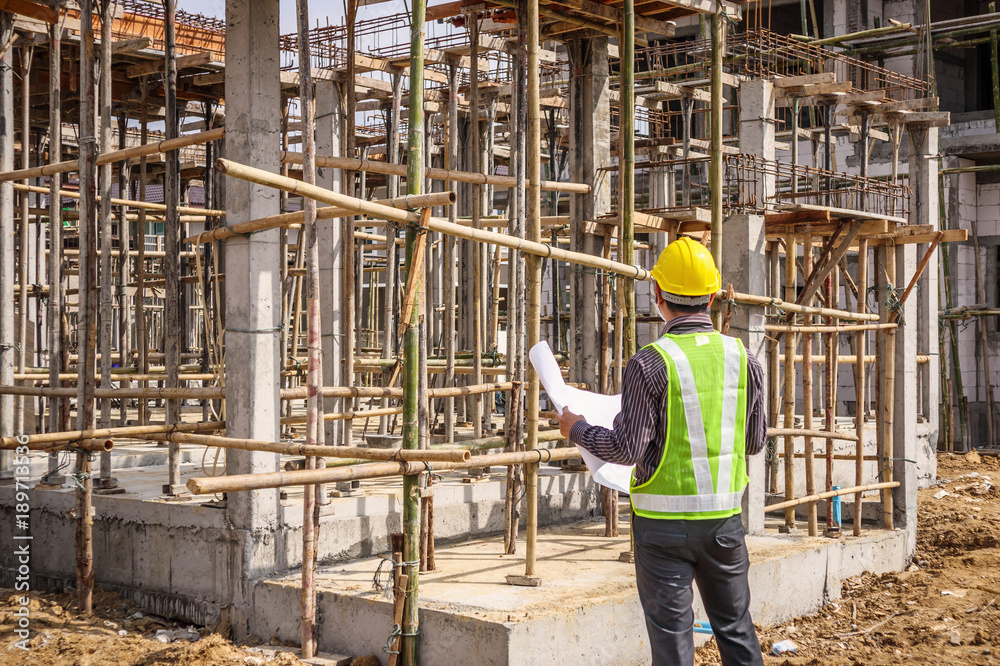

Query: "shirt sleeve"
<box><xmin>568</xmin><ymin>348</ymin><xmax>667</xmax><ymax>466</ymax></box>
<box><xmin>744</xmin><ymin>350</ymin><xmax>768</xmax><ymax>456</ymax></box>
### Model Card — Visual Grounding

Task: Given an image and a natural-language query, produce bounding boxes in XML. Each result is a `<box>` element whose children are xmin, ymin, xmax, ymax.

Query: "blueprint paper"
<box><xmin>528</xmin><ymin>342</ymin><xmax>634</xmax><ymax>494</ymax></box>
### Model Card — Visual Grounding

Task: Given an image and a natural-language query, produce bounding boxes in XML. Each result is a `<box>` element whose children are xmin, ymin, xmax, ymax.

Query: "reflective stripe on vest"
<box><xmin>631</xmin><ymin>332</ymin><xmax>748</xmax><ymax>519</ymax></box>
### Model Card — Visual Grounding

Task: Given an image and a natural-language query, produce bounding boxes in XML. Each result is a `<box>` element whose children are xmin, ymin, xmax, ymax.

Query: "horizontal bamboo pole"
<box><xmin>764</xmin><ymin>323</ymin><xmax>897</xmax><ymax>333</ymax></box>
<box><xmin>0</xmin><ymin>385</ymin><xmax>224</xmax><ymax>399</ymax></box>
<box><xmin>187</xmin><ymin>446</ymin><xmax>580</xmax><ymax>494</ymax></box>
<box><xmin>7</xmin><ymin>439</ymin><xmax>114</xmax><ymax>452</ymax></box>
<box><xmin>776</xmin><ymin>354</ymin><xmax>930</xmax><ymax>364</ymax></box>
<box><xmin>281</xmin><ymin>406</ymin><xmax>403</xmax><ymax>425</ymax></box>
<box><xmin>767</xmin><ymin>428</ymin><xmax>860</xmax><ymax>442</ymax></box>
<box><xmin>280</xmin><ymin>381</ymin><xmax>513</xmax><ymax>401</ymax></box>
<box><xmin>281</xmin><ymin>151</ymin><xmax>591</xmax><ymax>194</ymax></box>
<box><xmin>433</xmin><ymin>428</ymin><xmax>565</xmax><ymax>451</ymax></box>
<box><xmin>425</xmin><ymin>216</ymin><xmax>879</xmax><ymax>322</ymax></box>
<box><xmin>764</xmin><ymin>481</ymin><xmax>899</xmax><ymax>513</ymax></box>
<box><xmin>0</xmin><ymin>420</ymin><xmax>225</xmax><ymax>448</ymax></box>
<box><xmin>0</xmin><ymin>128</ymin><xmax>225</xmax><ymax>182</ymax></box>
<box><xmin>780</xmin><ymin>453</ymin><xmax>879</xmax><ymax>461</ymax></box>
<box><xmin>216</xmin><ymin>158</ymin><xmax>420</xmax><ymax>226</ymax></box>
<box><xmin>14</xmin><ymin>182</ymin><xmax>225</xmax><ymax>216</ymax></box>
<box><xmin>14</xmin><ymin>373</ymin><xmax>219</xmax><ymax>381</ymax></box>
<box><xmin>185</xmin><ymin>191</ymin><xmax>456</xmax><ymax>245</ymax></box>
<box><xmin>149</xmin><ymin>432</ymin><xmax>471</xmax><ymax>463</ymax></box>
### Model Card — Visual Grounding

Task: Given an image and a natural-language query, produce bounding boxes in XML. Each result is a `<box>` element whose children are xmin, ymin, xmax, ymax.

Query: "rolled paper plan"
<box><xmin>528</xmin><ymin>341</ymin><xmax>634</xmax><ymax>494</ymax></box>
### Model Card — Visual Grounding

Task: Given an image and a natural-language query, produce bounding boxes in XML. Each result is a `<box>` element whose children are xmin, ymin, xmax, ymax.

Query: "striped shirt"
<box><xmin>569</xmin><ymin>313</ymin><xmax>767</xmax><ymax>486</ymax></box>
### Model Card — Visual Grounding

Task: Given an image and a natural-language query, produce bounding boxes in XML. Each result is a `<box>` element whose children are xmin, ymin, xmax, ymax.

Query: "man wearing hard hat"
<box><xmin>558</xmin><ymin>237</ymin><xmax>767</xmax><ymax>666</ymax></box>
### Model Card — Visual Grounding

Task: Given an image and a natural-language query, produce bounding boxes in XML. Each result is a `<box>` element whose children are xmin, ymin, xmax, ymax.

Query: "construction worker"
<box><xmin>557</xmin><ymin>236</ymin><xmax>766</xmax><ymax>666</ymax></box>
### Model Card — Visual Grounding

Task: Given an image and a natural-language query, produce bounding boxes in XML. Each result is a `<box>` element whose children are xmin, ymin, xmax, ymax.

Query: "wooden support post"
<box><xmin>470</xmin><ymin>14</ymin><xmax>484</xmax><ymax>439</ymax></box>
<box><xmin>882</xmin><ymin>245</ymin><xmax>896</xmax><ymax>530</ymax></box>
<box><xmin>117</xmin><ymin>112</ymin><xmax>132</xmax><ymax>429</ymax></box>
<box><xmin>768</xmin><ymin>245</ymin><xmax>780</xmax><ymax>493</ymax></box>
<box><xmin>14</xmin><ymin>45</ymin><xmax>31</xmax><ymax>437</ymax></box>
<box><xmin>853</xmin><ymin>238</ymin><xmax>867</xmax><ymax>536</ymax></box>
<box><xmin>443</xmin><ymin>64</ymin><xmax>459</xmax><ymax>443</ymax></box>
<box><xmin>343</xmin><ymin>0</ymin><xmax>357</xmax><ymax>448</ymax></box>
<box><xmin>136</xmin><ymin>80</ymin><xmax>150</xmax><ymax>427</ymax></box>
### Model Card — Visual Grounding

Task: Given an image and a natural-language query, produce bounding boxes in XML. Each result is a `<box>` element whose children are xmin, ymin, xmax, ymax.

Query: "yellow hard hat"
<box><xmin>649</xmin><ymin>237</ymin><xmax>721</xmax><ymax>298</ymax></box>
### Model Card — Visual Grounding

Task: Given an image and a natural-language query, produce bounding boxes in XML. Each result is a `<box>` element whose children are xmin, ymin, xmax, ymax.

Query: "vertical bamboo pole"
<box><xmin>15</xmin><ymin>46</ymin><xmax>31</xmax><ymax>435</ymax></box>
<box><xmin>824</xmin><ymin>271</ymin><xmax>836</xmax><ymax>533</ymax></box>
<box><xmin>710</xmin><ymin>10</ymin><xmax>724</xmax><ymax>328</ymax></box>
<box><xmin>940</xmin><ymin>176</ymin><xmax>968</xmax><ymax>445</ymax></box>
<box><xmin>802</xmin><ymin>233</ymin><xmax>817</xmax><ymax>536</ymax></box>
<box><xmin>380</xmin><ymin>74</ymin><xmax>403</xmax><ymax>436</ymax></box>
<box><xmin>76</xmin><ymin>0</ymin><xmax>98</xmax><ymax>613</ymax></box>
<box><xmin>853</xmin><ymin>238</ymin><xmax>867</xmax><ymax>536</ymax></box>
<box><xmin>782</xmin><ymin>237</ymin><xmax>797</xmax><ymax>532</ymax></box>
<box><xmin>163</xmin><ymin>0</ymin><xmax>182</xmax><ymax>492</ymax></box>
<box><xmin>343</xmin><ymin>0</ymin><xmax>358</xmax><ymax>447</ymax></box>
<box><xmin>621</xmin><ymin>0</ymin><xmax>635</xmax><ymax>361</ymax></box>
<box><xmin>98</xmin><ymin>2</ymin><xmax>113</xmax><ymax>484</ymax></box>
<box><xmin>470</xmin><ymin>14</ymin><xmax>484</xmax><ymax>439</ymax></box>
<box><xmin>136</xmin><ymin>80</ymin><xmax>150</xmax><ymax>426</ymax></box>
<box><xmin>523</xmin><ymin>0</ymin><xmax>542</xmax><ymax>581</ymax></box>
<box><xmin>117</xmin><ymin>113</ymin><xmax>131</xmax><ymax>427</ymax></box>
<box><xmin>882</xmin><ymin>245</ymin><xmax>895</xmax><ymax>530</ymax></box>
<box><xmin>969</xmin><ymin>197</ymin><xmax>996</xmax><ymax>446</ymax></box>
<box><xmin>402</xmin><ymin>0</ymin><xmax>426</xmax><ymax>658</ymax></box>
<box><xmin>443</xmin><ymin>65</ymin><xmax>459</xmax><ymax>442</ymax></box>
<box><xmin>0</xmin><ymin>13</ymin><xmax>10</xmax><ymax>474</ymax></box>
<box><xmin>46</xmin><ymin>20</ymin><xmax>63</xmax><ymax>476</ymax></box>
<box><xmin>768</xmin><ymin>244</ymin><xmax>780</xmax><ymax>493</ymax></box>
<box><xmin>296</xmin><ymin>0</ymin><xmax>322</xmax><ymax>654</ymax></box>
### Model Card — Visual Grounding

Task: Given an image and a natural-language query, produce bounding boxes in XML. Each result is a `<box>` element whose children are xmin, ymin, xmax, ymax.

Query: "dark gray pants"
<box><xmin>633</xmin><ymin>514</ymin><xmax>763</xmax><ymax>666</ymax></box>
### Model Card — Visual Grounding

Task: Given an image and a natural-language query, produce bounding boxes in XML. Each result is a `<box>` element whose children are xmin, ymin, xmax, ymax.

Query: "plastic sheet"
<box><xmin>528</xmin><ymin>341</ymin><xmax>634</xmax><ymax>494</ymax></box>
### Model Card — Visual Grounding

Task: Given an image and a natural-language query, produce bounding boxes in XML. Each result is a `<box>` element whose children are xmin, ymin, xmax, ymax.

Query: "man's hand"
<box><xmin>556</xmin><ymin>407</ymin><xmax>585</xmax><ymax>439</ymax></box>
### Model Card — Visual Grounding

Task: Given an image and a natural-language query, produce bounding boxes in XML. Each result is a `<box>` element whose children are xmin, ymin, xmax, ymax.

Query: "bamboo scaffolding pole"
<box><xmin>768</xmin><ymin>246</ymin><xmax>780</xmax><ymax>493</ymax></box>
<box><xmin>882</xmin><ymin>244</ymin><xmax>896</xmax><ymax>530</ymax></box>
<box><xmin>764</xmin><ymin>481</ymin><xmax>899</xmax><ymax>513</ymax></box>
<box><xmin>824</xmin><ymin>269</ymin><xmax>837</xmax><ymax>533</ymax></box>
<box><xmin>470</xmin><ymin>15</ymin><xmax>484</xmax><ymax>442</ymax></box>
<box><xmin>767</xmin><ymin>428</ymin><xmax>859</xmax><ymax>441</ymax></box>
<box><xmin>777</xmin><ymin>354</ymin><xmax>930</xmax><ymax>364</ymax></box>
<box><xmin>710</xmin><ymin>8</ymin><xmax>724</xmax><ymax>328</ymax></box>
<box><xmin>280</xmin><ymin>406</ymin><xmax>403</xmax><ymax>426</ymax></box>
<box><xmin>0</xmin><ymin>128</ymin><xmax>225</xmax><ymax>183</ymax></box>
<box><xmin>403</xmin><ymin>2</ymin><xmax>427</xmax><ymax>657</ymax></box>
<box><xmin>280</xmin><ymin>153</ymin><xmax>590</xmax><ymax>194</ymax></box>
<box><xmin>13</xmin><ymin>183</ymin><xmax>225</xmax><ymax>217</ymax></box>
<box><xmin>0</xmin><ymin>420</ymin><xmax>224</xmax><ymax>448</ymax></box>
<box><xmin>187</xmin><ymin>446</ymin><xmax>580</xmax><ymax>494</ymax></box>
<box><xmin>76</xmin><ymin>0</ymin><xmax>98</xmax><ymax>613</ymax></box>
<box><xmin>116</xmin><ymin>111</ymin><xmax>132</xmax><ymax>429</ymax></box>
<box><xmin>295</xmin><ymin>0</ymin><xmax>322</xmax><ymax>653</ymax></box>
<box><xmin>0</xmin><ymin>386</ymin><xmax>224</xmax><ymax>399</ymax></box>
<box><xmin>46</xmin><ymin>18</ymin><xmax>63</xmax><ymax>477</ymax></box>
<box><xmin>151</xmin><ymin>432</ymin><xmax>470</xmax><ymax>463</ymax></box>
<box><xmin>854</xmin><ymin>237</ymin><xmax>868</xmax><ymax>536</ymax></box>
<box><xmin>14</xmin><ymin>45</ymin><xmax>30</xmax><ymax>436</ymax></box>
<box><xmin>420</xmin><ymin>215</ymin><xmax>879</xmax><ymax>321</ymax></box>
<box><xmin>443</xmin><ymin>62</ymin><xmax>459</xmax><ymax>443</ymax></box>
<box><xmin>782</xmin><ymin>236</ymin><xmax>798</xmax><ymax>532</ymax></box>
<box><xmin>801</xmin><ymin>233</ymin><xmax>818</xmax><ymax>536</ymax></box>
<box><xmin>764</xmin><ymin>323</ymin><xmax>896</xmax><ymax>332</ymax></box>
<box><xmin>215</xmin><ymin>158</ymin><xmax>421</xmax><ymax>226</ymax></box>
<box><xmin>137</xmin><ymin>80</ymin><xmax>150</xmax><ymax>426</ymax></box>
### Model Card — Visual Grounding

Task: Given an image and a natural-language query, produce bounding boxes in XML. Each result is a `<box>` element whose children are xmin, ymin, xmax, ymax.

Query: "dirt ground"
<box><xmin>3</xmin><ymin>452</ymin><xmax>997</xmax><ymax>665</ymax></box>
<box><xmin>696</xmin><ymin>450</ymin><xmax>1000</xmax><ymax>666</ymax></box>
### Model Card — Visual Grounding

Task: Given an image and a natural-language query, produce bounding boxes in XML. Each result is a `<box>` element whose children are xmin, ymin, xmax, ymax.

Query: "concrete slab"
<box><xmin>252</xmin><ymin>521</ymin><xmax>908</xmax><ymax>665</ymax></box>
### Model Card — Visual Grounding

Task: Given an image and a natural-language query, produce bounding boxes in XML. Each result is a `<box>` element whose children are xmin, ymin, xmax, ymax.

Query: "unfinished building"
<box><xmin>0</xmin><ymin>0</ymin><xmax>992</xmax><ymax>662</ymax></box>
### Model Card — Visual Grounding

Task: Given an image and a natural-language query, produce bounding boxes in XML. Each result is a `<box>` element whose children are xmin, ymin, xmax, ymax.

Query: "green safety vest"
<box><xmin>630</xmin><ymin>331</ymin><xmax>749</xmax><ymax>520</ymax></box>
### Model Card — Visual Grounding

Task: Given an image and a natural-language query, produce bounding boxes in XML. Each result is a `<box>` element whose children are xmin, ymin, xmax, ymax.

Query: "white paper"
<box><xmin>529</xmin><ymin>341</ymin><xmax>634</xmax><ymax>494</ymax></box>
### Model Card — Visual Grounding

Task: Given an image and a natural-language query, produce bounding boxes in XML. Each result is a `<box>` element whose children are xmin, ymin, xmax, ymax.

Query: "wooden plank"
<box><xmin>127</xmin><ymin>52</ymin><xmax>211</xmax><ymax>78</ymax></box>
<box><xmin>550</xmin><ymin>0</ymin><xmax>676</xmax><ymax>35</ymax></box>
<box><xmin>637</xmin><ymin>80</ymin><xmax>712</xmax><ymax>102</ymax></box>
<box><xmin>766</xmin><ymin>219</ymin><xmax>892</xmax><ymax>238</ymax></box>
<box><xmin>869</xmin><ymin>228</ymin><xmax>967</xmax><ymax>246</ymax></box>
<box><xmin>777</xmin><ymin>81</ymin><xmax>853</xmax><ymax>97</ymax></box>
<box><xmin>111</xmin><ymin>37</ymin><xmax>153</xmax><ymax>54</ymax></box>
<box><xmin>772</xmin><ymin>72</ymin><xmax>837</xmax><ymax>88</ymax></box>
<box><xmin>764</xmin><ymin>210</ymin><xmax>831</xmax><ymax>225</ymax></box>
<box><xmin>0</xmin><ymin>0</ymin><xmax>58</xmax><ymax>23</ymax></box>
<box><xmin>905</xmin><ymin>111</ymin><xmax>951</xmax><ymax>128</ymax></box>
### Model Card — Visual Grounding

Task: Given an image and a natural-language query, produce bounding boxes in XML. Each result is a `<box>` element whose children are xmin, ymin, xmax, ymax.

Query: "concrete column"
<box><xmin>223</xmin><ymin>0</ymin><xmax>282</xmax><ymax>557</ymax></box>
<box><xmin>316</xmin><ymin>79</ymin><xmax>345</xmax><ymax>446</ymax></box>
<box><xmin>567</xmin><ymin>37</ymin><xmax>610</xmax><ymax>389</ymax></box>
<box><xmin>732</xmin><ymin>79</ymin><xmax>775</xmax><ymax>535</ymax></box>
<box><xmin>893</xmin><ymin>240</ymin><xmax>919</xmax><ymax>559</ymax></box>
<box><xmin>0</xmin><ymin>12</ymin><xmax>13</xmax><ymax>472</ymax></box>
<box><xmin>907</xmin><ymin>126</ymin><xmax>940</xmax><ymax>485</ymax></box>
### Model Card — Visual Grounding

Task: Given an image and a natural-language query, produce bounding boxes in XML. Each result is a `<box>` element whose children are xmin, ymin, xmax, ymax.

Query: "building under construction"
<box><xmin>0</xmin><ymin>0</ymin><xmax>995</xmax><ymax>662</ymax></box>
